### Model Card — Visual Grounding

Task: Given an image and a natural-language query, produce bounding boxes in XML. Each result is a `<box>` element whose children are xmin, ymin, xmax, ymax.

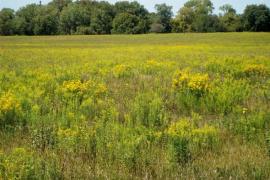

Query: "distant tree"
<box><xmin>16</xmin><ymin>4</ymin><xmax>40</xmax><ymax>35</ymax></box>
<box><xmin>150</xmin><ymin>23</ymin><xmax>164</xmax><ymax>33</ymax></box>
<box><xmin>220</xmin><ymin>4</ymin><xmax>236</xmax><ymax>14</ymax></box>
<box><xmin>171</xmin><ymin>19</ymin><xmax>181</xmax><ymax>33</ymax></box>
<box><xmin>113</xmin><ymin>1</ymin><xmax>150</xmax><ymax>34</ymax></box>
<box><xmin>90</xmin><ymin>9</ymin><xmax>112</xmax><ymax>34</ymax></box>
<box><xmin>136</xmin><ymin>18</ymin><xmax>151</xmax><ymax>34</ymax></box>
<box><xmin>34</xmin><ymin>5</ymin><xmax>59</xmax><ymax>35</ymax></box>
<box><xmin>174</xmin><ymin>0</ymin><xmax>215</xmax><ymax>32</ymax></box>
<box><xmin>219</xmin><ymin>4</ymin><xmax>242</xmax><ymax>32</ymax></box>
<box><xmin>0</xmin><ymin>8</ymin><xmax>15</xmax><ymax>35</ymax></box>
<box><xmin>112</xmin><ymin>13</ymin><xmax>139</xmax><ymax>34</ymax></box>
<box><xmin>154</xmin><ymin>4</ymin><xmax>173</xmax><ymax>33</ymax></box>
<box><xmin>90</xmin><ymin>2</ymin><xmax>115</xmax><ymax>34</ymax></box>
<box><xmin>174</xmin><ymin>6</ymin><xmax>194</xmax><ymax>32</ymax></box>
<box><xmin>12</xmin><ymin>16</ymin><xmax>27</xmax><ymax>35</ymax></box>
<box><xmin>60</xmin><ymin>3</ymin><xmax>91</xmax><ymax>34</ymax></box>
<box><xmin>114</xmin><ymin>1</ymin><xmax>148</xmax><ymax>17</ymax></box>
<box><xmin>243</xmin><ymin>4</ymin><xmax>270</xmax><ymax>32</ymax></box>
<box><xmin>48</xmin><ymin>0</ymin><xmax>72</xmax><ymax>12</ymax></box>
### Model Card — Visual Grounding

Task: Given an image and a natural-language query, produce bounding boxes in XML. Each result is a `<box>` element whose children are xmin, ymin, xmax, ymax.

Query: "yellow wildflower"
<box><xmin>167</xmin><ymin>119</ymin><xmax>192</xmax><ymax>138</ymax></box>
<box><xmin>112</xmin><ymin>64</ymin><xmax>132</xmax><ymax>78</ymax></box>
<box><xmin>0</xmin><ymin>92</ymin><xmax>20</xmax><ymax>114</ymax></box>
<box><xmin>242</xmin><ymin>108</ymin><xmax>248</xmax><ymax>115</ymax></box>
<box><xmin>173</xmin><ymin>70</ymin><xmax>210</xmax><ymax>95</ymax></box>
<box><xmin>243</xmin><ymin>64</ymin><xmax>269</xmax><ymax>77</ymax></box>
<box><xmin>62</xmin><ymin>80</ymin><xmax>91</xmax><ymax>95</ymax></box>
<box><xmin>188</xmin><ymin>74</ymin><xmax>210</xmax><ymax>92</ymax></box>
<box><xmin>95</xmin><ymin>84</ymin><xmax>108</xmax><ymax>96</ymax></box>
<box><xmin>172</xmin><ymin>70</ymin><xmax>189</xmax><ymax>88</ymax></box>
<box><xmin>57</xmin><ymin>128</ymin><xmax>78</xmax><ymax>138</ymax></box>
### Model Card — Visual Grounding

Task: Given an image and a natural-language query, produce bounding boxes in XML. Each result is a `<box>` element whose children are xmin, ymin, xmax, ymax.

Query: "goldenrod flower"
<box><xmin>0</xmin><ymin>91</ymin><xmax>20</xmax><ymax>114</ymax></box>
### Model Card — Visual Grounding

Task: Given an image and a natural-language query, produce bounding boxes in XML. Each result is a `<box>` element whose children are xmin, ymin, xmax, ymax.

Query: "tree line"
<box><xmin>0</xmin><ymin>0</ymin><xmax>270</xmax><ymax>35</ymax></box>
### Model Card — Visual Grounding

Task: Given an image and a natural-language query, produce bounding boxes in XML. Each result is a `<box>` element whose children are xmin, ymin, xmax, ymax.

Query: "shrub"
<box><xmin>57</xmin><ymin>125</ymin><xmax>97</xmax><ymax>154</ymax></box>
<box><xmin>167</xmin><ymin>118</ymin><xmax>219</xmax><ymax>164</ymax></box>
<box><xmin>112</xmin><ymin>64</ymin><xmax>133</xmax><ymax>78</ymax></box>
<box><xmin>167</xmin><ymin>119</ymin><xmax>192</xmax><ymax>164</ymax></box>
<box><xmin>76</xmin><ymin>26</ymin><xmax>93</xmax><ymax>35</ymax></box>
<box><xmin>266</xmin><ymin>131</ymin><xmax>270</xmax><ymax>157</ymax></box>
<box><xmin>204</xmin><ymin>78</ymin><xmax>250</xmax><ymax>115</ymax></box>
<box><xmin>61</xmin><ymin>80</ymin><xmax>92</xmax><ymax>96</ymax></box>
<box><xmin>144</xmin><ymin>60</ymin><xmax>163</xmax><ymax>74</ymax></box>
<box><xmin>0</xmin><ymin>148</ymin><xmax>62</xmax><ymax>179</ymax></box>
<box><xmin>191</xmin><ymin>125</ymin><xmax>219</xmax><ymax>150</ymax></box>
<box><xmin>31</xmin><ymin>126</ymin><xmax>58</xmax><ymax>151</ymax></box>
<box><xmin>57</xmin><ymin>127</ymin><xmax>80</xmax><ymax>151</ymax></box>
<box><xmin>234</xmin><ymin>112</ymin><xmax>269</xmax><ymax>141</ymax></box>
<box><xmin>59</xmin><ymin>79</ymin><xmax>108</xmax><ymax>111</ymax></box>
<box><xmin>130</xmin><ymin>93</ymin><xmax>167</xmax><ymax>129</ymax></box>
<box><xmin>243</xmin><ymin>64</ymin><xmax>269</xmax><ymax>78</ymax></box>
<box><xmin>150</xmin><ymin>23</ymin><xmax>165</xmax><ymax>33</ymax></box>
<box><xmin>0</xmin><ymin>91</ymin><xmax>22</xmax><ymax>130</ymax></box>
<box><xmin>0</xmin><ymin>148</ymin><xmax>40</xmax><ymax>179</ymax></box>
<box><xmin>173</xmin><ymin>70</ymin><xmax>210</xmax><ymax>97</ymax></box>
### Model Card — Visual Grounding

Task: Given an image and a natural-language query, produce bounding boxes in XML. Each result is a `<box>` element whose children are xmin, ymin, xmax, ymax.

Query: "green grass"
<box><xmin>0</xmin><ymin>33</ymin><xmax>270</xmax><ymax>179</ymax></box>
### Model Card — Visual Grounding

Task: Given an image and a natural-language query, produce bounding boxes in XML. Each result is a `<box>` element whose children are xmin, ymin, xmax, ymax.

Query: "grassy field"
<box><xmin>0</xmin><ymin>33</ymin><xmax>270</xmax><ymax>179</ymax></box>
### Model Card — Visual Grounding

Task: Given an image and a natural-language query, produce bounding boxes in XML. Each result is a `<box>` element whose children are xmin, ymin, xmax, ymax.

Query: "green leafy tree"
<box><xmin>114</xmin><ymin>1</ymin><xmax>148</xmax><ymax>17</ymax></box>
<box><xmin>220</xmin><ymin>4</ymin><xmax>236</xmax><ymax>14</ymax></box>
<box><xmin>219</xmin><ymin>4</ymin><xmax>242</xmax><ymax>32</ymax></box>
<box><xmin>113</xmin><ymin>1</ymin><xmax>150</xmax><ymax>34</ymax></box>
<box><xmin>243</xmin><ymin>4</ymin><xmax>270</xmax><ymax>32</ymax></box>
<box><xmin>174</xmin><ymin>0</ymin><xmax>215</xmax><ymax>32</ymax></box>
<box><xmin>34</xmin><ymin>6</ymin><xmax>59</xmax><ymax>35</ymax></box>
<box><xmin>12</xmin><ymin>16</ymin><xmax>27</xmax><ymax>35</ymax></box>
<box><xmin>154</xmin><ymin>4</ymin><xmax>173</xmax><ymax>33</ymax></box>
<box><xmin>112</xmin><ymin>13</ymin><xmax>139</xmax><ymax>34</ymax></box>
<box><xmin>90</xmin><ymin>2</ymin><xmax>115</xmax><ymax>34</ymax></box>
<box><xmin>16</xmin><ymin>4</ymin><xmax>40</xmax><ymax>35</ymax></box>
<box><xmin>0</xmin><ymin>8</ymin><xmax>15</xmax><ymax>35</ymax></box>
<box><xmin>48</xmin><ymin>0</ymin><xmax>72</xmax><ymax>12</ymax></box>
<box><xmin>60</xmin><ymin>3</ymin><xmax>91</xmax><ymax>34</ymax></box>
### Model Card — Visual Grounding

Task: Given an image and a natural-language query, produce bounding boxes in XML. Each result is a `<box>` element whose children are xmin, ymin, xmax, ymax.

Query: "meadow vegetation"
<box><xmin>0</xmin><ymin>33</ymin><xmax>270</xmax><ymax>179</ymax></box>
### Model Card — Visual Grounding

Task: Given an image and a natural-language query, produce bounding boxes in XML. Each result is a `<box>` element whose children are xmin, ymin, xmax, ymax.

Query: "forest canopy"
<box><xmin>0</xmin><ymin>0</ymin><xmax>270</xmax><ymax>35</ymax></box>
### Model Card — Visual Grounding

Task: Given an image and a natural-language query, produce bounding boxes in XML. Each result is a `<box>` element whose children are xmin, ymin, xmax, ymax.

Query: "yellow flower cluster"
<box><xmin>167</xmin><ymin>118</ymin><xmax>219</xmax><ymax>146</ymax></box>
<box><xmin>112</xmin><ymin>64</ymin><xmax>132</xmax><ymax>78</ymax></box>
<box><xmin>146</xmin><ymin>60</ymin><xmax>162</xmax><ymax>67</ymax></box>
<box><xmin>2</xmin><ymin>148</ymin><xmax>27</xmax><ymax>170</ymax></box>
<box><xmin>144</xmin><ymin>60</ymin><xmax>173</xmax><ymax>73</ymax></box>
<box><xmin>242</xmin><ymin>107</ymin><xmax>248</xmax><ymax>115</ymax></box>
<box><xmin>191</xmin><ymin>125</ymin><xmax>219</xmax><ymax>145</ymax></box>
<box><xmin>243</xmin><ymin>64</ymin><xmax>269</xmax><ymax>77</ymax></box>
<box><xmin>167</xmin><ymin>119</ymin><xmax>192</xmax><ymax>138</ymax></box>
<box><xmin>0</xmin><ymin>92</ymin><xmax>20</xmax><ymax>114</ymax></box>
<box><xmin>0</xmin><ymin>147</ymin><xmax>40</xmax><ymax>180</ymax></box>
<box><xmin>173</xmin><ymin>70</ymin><xmax>210</xmax><ymax>95</ymax></box>
<box><xmin>172</xmin><ymin>70</ymin><xmax>190</xmax><ymax>88</ymax></box>
<box><xmin>95</xmin><ymin>83</ymin><xmax>108</xmax><ymax>96</ymax></box>
<box><xmin>188</xmin><ymin>74</ymin><xmax>210</xmax><ymax>92</ymax></box>
<box><xmin>62</xmin><ymin>80</ymin><xmax>91</xmax><ymax>94</ymax></box>
<box><xmin>57</xmin><ymin>128</ymin><xmax>78</xmax><ymax>139</ymax></box>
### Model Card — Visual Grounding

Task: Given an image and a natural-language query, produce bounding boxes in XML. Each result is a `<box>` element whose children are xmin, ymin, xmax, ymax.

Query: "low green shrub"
<box><xmin>167</xmin><ymin>118</ymin><xmax>219</xmax><ymax>164</ymax></box>
<box><xmin>0</xmin><ymin>91</ymin><xmax>22</xmax><ymax>130</ymax></box>
<box><xmin>130</xmin><ymin>93</ymin><xmax>167</xmax><ymax>129</ymax></box>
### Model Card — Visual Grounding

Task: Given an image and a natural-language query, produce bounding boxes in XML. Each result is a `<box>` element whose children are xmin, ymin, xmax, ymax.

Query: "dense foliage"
<box><xmin>0</xmin><ymin>0</ymin><xmax>270</xmax><ymax>35</ymax></box>
<box><xmin>0</xmin><ymin>33</ymin><xmax>270</xmax><ymax>178</ymax></box>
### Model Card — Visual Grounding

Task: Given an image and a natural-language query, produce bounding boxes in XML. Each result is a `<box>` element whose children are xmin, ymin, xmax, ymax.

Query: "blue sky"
<box><xmin>1</xmin><ymin>0</ymin><xmax>270</xmax><ymax>14</ymax></box>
